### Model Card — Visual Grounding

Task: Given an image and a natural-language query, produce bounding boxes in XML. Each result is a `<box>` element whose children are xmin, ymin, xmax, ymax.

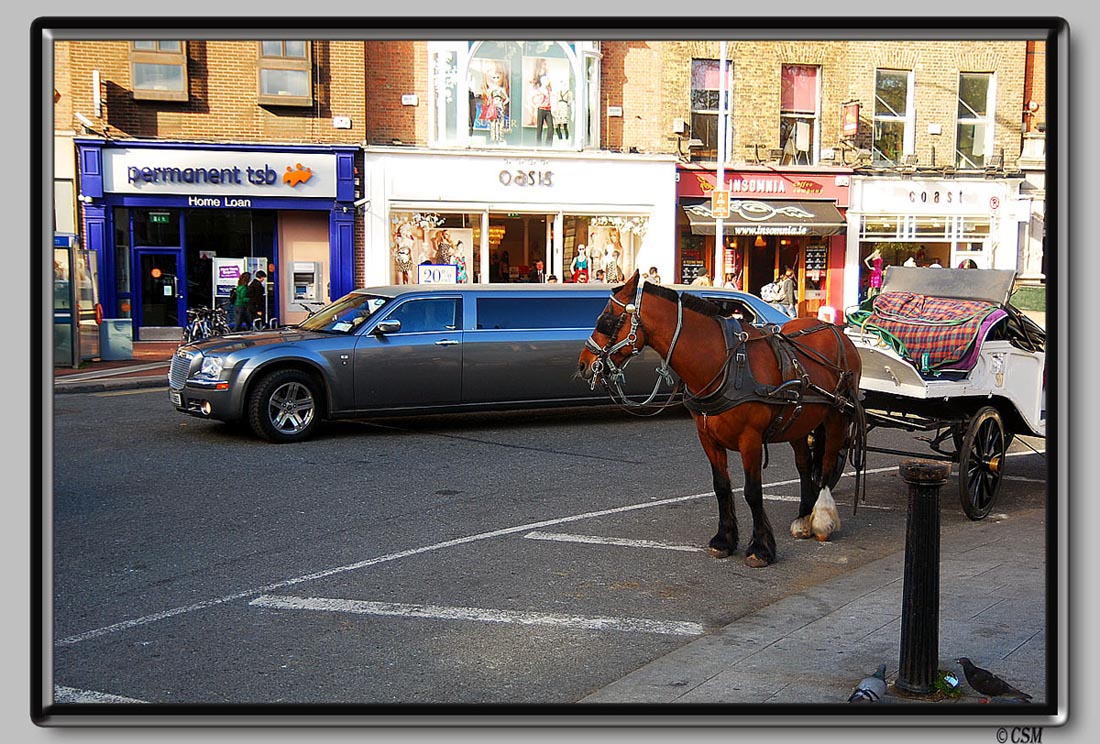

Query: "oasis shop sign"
<box><xmin>101</xmin><ymin>148</ymin><xmax>337</xmax><ymax>198</ymax></box>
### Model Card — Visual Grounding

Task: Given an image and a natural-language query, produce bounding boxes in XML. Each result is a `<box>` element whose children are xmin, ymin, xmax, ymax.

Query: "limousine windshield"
<box><xmin>297</xmin><ymin>292</ymin><xmax>390</xmax><ymax>334</ymax></box>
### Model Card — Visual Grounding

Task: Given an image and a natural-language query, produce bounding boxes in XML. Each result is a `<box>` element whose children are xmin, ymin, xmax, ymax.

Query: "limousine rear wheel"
<box><xmin>248</xmin><ymin>369</ymin><xmax>321</xmax><ymax>443</ymax></box>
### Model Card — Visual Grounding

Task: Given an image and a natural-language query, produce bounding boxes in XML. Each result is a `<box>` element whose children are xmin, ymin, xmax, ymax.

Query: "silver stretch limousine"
<box><xmin>168</xmin><ymin>283</ymin><xmax>789</xmax><ymax>442</ymax></box>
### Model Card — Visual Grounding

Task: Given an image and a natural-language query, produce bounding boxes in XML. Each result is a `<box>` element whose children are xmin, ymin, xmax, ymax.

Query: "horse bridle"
<box><xmin>584</xmin><ymin>279</ymin><xmax>684</xmax><ymax>412</ymax></box>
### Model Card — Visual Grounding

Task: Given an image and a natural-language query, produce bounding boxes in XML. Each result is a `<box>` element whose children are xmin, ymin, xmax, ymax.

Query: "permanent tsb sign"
<box><xmin>101</xmin><ymin>147</ymin><xmax>337</xmax><ymax>199</ymax></box>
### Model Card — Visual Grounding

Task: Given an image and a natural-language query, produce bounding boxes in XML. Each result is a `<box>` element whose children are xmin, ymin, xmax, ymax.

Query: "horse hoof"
<box><xmin>707</xmin><ymin>546</ymin><xmax>732</xmax><ymax>559</ymax></box>
<box><xmin>790</xmin><ymin>516</ymin><xmax>812</xmax><ymax>539</ymax></box>
<box><xmin>744</xmin><ymin>553</ymin><xmax>770</xmax><ymax>568</ymax></box>
<box><xmin>815</xmin><ymin>533</ymin><xmax>830</xmax><ymax>542</ymax></box>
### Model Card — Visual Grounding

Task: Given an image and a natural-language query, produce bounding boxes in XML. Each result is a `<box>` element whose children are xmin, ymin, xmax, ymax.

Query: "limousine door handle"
<box><xmin>434</xmin><ymin>339</ymin><xmax>459</xmax><ymax>346</ymax></box>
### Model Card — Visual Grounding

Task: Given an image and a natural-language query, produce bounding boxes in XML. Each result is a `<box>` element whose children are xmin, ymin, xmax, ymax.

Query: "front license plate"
<box><xmin>170</xmin><ymin>391</ymin><xmax>181</xmax><ymax>406</ymax></box>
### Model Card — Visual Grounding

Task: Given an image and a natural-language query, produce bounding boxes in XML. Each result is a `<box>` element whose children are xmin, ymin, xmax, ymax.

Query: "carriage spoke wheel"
<box><xmin>958</xmin><ymin>406</ymin><xmax>1006</xmax><ymax>520</ymax></box>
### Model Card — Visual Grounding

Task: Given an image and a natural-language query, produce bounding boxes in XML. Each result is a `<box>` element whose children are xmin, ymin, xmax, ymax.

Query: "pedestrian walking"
<box><xmin>247</xmin><ymin>270</ymin><xmax>268</xmax><ymax>328</ymax></box>
<box><xmin>233</xmin><ymin>272</ymin><xmax>251</xmax><ymax>330</ymax></box>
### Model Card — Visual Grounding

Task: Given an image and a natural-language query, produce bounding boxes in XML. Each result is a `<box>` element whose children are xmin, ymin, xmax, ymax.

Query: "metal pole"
<box><xmin>714</xmin><ymin>40</ymin><xmax>728</xmax><ymax>284</ymax></box>
<box><xmin>895</xmin><ymin>458</ymin><xmax>950</xmax><ymax>695</ymax></box>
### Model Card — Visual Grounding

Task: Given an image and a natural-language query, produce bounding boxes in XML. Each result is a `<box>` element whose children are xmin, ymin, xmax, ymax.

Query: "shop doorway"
<box><xmin>134</xmin><ymin>248</ymin><xmax>185</xmax><ymax>339</ymax></box>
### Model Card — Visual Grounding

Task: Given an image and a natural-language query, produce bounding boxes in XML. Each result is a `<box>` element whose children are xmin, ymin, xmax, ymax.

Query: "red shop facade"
<box><xmin>676</xmin><ymin>165</ymin><xmax>852</xmax><ymax>319</ymax></box>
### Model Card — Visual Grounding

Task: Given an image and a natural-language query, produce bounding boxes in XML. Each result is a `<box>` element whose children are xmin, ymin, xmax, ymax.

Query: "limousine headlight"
<box><xmin>197</xmin><ymin>354</ymin><xmax>225</xmax><ymax>380</ymax></box>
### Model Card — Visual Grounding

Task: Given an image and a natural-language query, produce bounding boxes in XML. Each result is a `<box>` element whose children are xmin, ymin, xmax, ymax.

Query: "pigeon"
<box><xmin>847</xmin><ymin>663</ymin><xmax>887</xmax><ymax>703</ymax></box>
<box><xmin>955</xmin><ymin>657</ymin><xmax>1032</xmax><ymax>702</ymax></box>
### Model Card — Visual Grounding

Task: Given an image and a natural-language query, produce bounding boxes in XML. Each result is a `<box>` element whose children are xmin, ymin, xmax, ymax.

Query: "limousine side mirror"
<box><xmin>373</xmin><ymin>319</ymin><xmax>402</xmax><ymax>335</ymax></box>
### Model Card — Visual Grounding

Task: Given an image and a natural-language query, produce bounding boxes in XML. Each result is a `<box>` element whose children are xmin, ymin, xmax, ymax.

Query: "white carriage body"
<box><xmin>844</xmin><ymin>267</ymin><xmax>1046</xmax><ymax>438</ymax></box>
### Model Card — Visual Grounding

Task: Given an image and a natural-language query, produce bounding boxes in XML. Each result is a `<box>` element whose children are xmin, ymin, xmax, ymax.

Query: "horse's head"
<box><xmin>576</xmin><ymin>269</ymin><xmax>649</xmax><ymax>388</ymax></box>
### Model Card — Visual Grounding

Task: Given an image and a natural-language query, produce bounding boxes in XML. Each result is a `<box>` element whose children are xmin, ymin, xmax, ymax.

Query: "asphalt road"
<box><xmin>47</xmin><ymin>389</ymin><xmax>1049</xmax><ymax>707</ymax></box>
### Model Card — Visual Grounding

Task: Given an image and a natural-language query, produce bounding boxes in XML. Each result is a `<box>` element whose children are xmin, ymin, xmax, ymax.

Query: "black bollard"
<box><xmin>895</xmin><ymin>458</ymin><xmax>952</xmax><ymax>696</ymax></box>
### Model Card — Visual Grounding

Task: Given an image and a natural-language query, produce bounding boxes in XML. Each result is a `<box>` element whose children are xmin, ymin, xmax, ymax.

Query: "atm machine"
<box><xmin>291</xmin><ymin>261</ymin><xmax>324</xmax><ymax>312</ymax></box>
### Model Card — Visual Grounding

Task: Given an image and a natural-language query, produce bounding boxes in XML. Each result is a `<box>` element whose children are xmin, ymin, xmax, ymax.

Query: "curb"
<box><xmin>54</xmin><ymin>375</ymin><xmax>169</xmax><ymax>394</ymax></box>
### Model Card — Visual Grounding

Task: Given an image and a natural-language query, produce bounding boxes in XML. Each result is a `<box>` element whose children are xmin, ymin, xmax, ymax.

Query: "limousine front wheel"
<box><xmin>248</xmin><ymin>369</ymin><xmax>321</xmax><ymax>443</ymax></box>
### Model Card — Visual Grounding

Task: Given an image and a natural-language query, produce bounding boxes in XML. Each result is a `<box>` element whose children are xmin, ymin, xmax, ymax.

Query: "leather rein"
<box><xmin>583</xmin><ymin>279</ymin><xmax>684</xmax><ymax>416</ymax></box>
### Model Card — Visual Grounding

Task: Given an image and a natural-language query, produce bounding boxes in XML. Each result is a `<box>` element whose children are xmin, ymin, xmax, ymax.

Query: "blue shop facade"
<box><xmin>75</xmin><ymin>138</ymin><xmax>358</xmax><ymax>339</ymax></box>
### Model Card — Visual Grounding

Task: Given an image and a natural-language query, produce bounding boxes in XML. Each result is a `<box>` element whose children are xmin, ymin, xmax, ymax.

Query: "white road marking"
<box><xmin>249</xmin><ymin>595</ymin><xmax>705</xmax><ymax>636</ymax></box>
<box><xmin>524</xmin><ymin>531</ymin><xmax>702</xmax><ymax>552</ymax></box>
<box><xmin>92</xmin><ymin>387</ymin><xmax>167</xmax><ymax>397</ymax></box>
<box><xmin>53</xmin><ymin>686</ymin><xmax>147</xmax><ymax>704</ymax></box>
<box><xmin>56</xmin><ymin>362</ymin><xmax>167</xmax><ymax>381</ymax></box>
<box><xmin>57</xmin><ymin>460</ymin><xmax>1038</xmax><ymax>646</ymax></box>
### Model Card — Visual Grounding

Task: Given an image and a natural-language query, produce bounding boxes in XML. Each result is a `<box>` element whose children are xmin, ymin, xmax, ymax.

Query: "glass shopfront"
<box><xmin>388</xmin><ymin>209</ymin><xmax>647</xmax><ymax>285</ymax></box>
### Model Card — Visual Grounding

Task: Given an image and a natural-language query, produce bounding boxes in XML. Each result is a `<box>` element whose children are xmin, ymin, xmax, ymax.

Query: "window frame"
<box><xmin>690</xmin><ymin>58</ymin><xmax>732</xmax><ymax>161</ymax></box>
<box><xmin>129</xmin><ymin>41</ymin><xmax>189</xmax><ymax>102</ymax></box>
<box><xmin>256</xmin><ymin>40</ymin><xmax>313</xmax><ymax>108</ymax></box>
<box><xmin>872</xmin><ymin>68</ymin><xmax>915</xmax><ymax>166</ymax></box>
<box><xmin>955</xmin><ymin>72</ymin><xmax>996</xmax><ymax>169</ymax></box>
<box><xmin>779</xmin><ymin>64</ymin><xmax>821</xmax><ymax>165</ymax></box>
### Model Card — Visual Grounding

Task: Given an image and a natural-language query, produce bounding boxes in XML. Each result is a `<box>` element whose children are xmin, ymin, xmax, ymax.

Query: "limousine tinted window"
<box><xmin>475</xmin><ymin>297</ymin><xmax>608</xmax><ymax>330</ymax></box>
<box><xmin>386</xmin><ymin>298</ymin><xmax>461</xmax><ymax>333</ymax></box>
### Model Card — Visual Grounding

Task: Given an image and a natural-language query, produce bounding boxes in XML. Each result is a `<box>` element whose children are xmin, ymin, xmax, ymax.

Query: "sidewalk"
<box><xmin>582</xmin><ymin>504</ymin><xmax>1049</xmax><ymax>707</ymax></box>
<box><xmin>53</xmin><ymin>340</ymin><xmax>178</xmax><ymax>394</ymax></box>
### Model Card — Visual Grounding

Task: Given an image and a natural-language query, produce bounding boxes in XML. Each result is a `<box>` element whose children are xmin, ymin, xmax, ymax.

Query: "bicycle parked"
<box><xmin>183</xmin><ymin>305</ymin><xmax>233</xmax><ymax>344</ymax></box>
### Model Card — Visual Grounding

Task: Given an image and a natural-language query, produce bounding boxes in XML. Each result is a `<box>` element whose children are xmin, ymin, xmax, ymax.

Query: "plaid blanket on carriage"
<box><xmin>848</xmin><ymin>291</ymin><xmax>1008</xmax><ymax>373</ymax></box>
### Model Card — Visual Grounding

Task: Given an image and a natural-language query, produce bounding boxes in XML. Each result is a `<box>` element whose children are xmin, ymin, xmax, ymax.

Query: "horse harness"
<box><xmin>684</xmin><ymin>319</ymin><xmax>859</xmax><ymax>442</ymax></box>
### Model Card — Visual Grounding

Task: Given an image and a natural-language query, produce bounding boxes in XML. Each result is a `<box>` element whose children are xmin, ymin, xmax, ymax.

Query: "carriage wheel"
<box><xmin>958</xmin><ymin>406</ymin><xmax>1007</xmax><ymax>520</ymax></box>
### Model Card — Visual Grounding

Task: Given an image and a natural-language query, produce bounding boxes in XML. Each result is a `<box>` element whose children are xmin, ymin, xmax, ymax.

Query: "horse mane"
<box><xmin>643</xmin><ymin>281</ymin><xmax>723</xmax><ymax>318</ymax></box>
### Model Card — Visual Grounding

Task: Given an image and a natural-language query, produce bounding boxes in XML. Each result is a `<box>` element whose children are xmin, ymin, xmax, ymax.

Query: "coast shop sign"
<box><xmin>102</xmin><ymin>148</ymin><xmax>337</xmax><ymax>198</ymax></box>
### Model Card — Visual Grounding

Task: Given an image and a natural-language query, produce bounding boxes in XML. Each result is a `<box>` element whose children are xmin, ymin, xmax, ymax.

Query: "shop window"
<box><xmin>873</xmin><ymin>69</ymin><xmax>913</xmax><ymax>166</ymax></box>
<box><xmin>390</xmin><ymin>212</ymin><xmax>479</xmax><ymax>285</ymax></box>
<box><xmin>690</xmin><ymin>59</ymin><xmax>732</xmax><ymax>160</ymax></box>
<box><xmin>257</xmin><ymin>40</ymin><xmax>312</xmax><ymax>107</ymax></box>
<box><xmin>779</xmin><ymin>65</ymin><xmax>819</xmax><ymax>165</ymax></box>
<box><xmin>441</xmin><ymin>41</ymin><xmax>585</xmax><ymax>150</ymax></box>
<box><xmin>956</xmin><ymin>72</ymin><xmax>995</xmax><ymax>169</ymax></box>
<box><xmin>130</xmin><ymin>41</ymin><xmax>188</xmax><ymax>102</ymax></box>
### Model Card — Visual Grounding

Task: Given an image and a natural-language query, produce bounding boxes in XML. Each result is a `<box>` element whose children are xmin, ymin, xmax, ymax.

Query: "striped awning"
<box><xmin>683</xmin><ymin>199</ymin><xmax>846</xmax><ymax>236</ymax></box>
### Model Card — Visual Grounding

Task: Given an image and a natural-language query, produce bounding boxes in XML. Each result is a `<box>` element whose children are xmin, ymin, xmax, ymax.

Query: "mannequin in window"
<box><xmin>569</xmin><ymin>244</ymin><xmax>589</xmax><ymax>280</ymax></box>
<box><xmin>551</xmin><ymin>80</ymin><xmax>573</xmax><ymax>142</ymax></box>
<box><xmin>531</xmin><ymin>75</ymin><xmax>554</xmax><ymax>146</ymax></box>
<box><xmin>864</xmin><ymin>248</ymin><xmax>884</xmax><ymax>298</ymax></box>
<box><xmin>483</xmin><ymin>62</ymin><xmax>510</xmax><ymax>145</ymax></box>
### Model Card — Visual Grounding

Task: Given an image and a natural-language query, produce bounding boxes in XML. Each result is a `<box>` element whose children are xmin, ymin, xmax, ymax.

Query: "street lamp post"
<box><xmin>714</xmin><ymin>41</ymin><xmax>729</xmax><ymax>285</ymax></box>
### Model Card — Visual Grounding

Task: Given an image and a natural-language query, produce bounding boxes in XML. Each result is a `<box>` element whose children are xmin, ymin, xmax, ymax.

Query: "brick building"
<box><xmin>51</xmin><ymin>35</ymin><xmax>1044</xmax><ymax>345</ymax></box>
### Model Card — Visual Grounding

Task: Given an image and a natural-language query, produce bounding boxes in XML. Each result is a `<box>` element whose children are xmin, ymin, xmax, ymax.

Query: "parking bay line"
<box><xmin>53</xmin><ymin>686</ymin><xmax>148</xmax><ymax>704</ymax></box>
<box><xmin>249</xmin><ymin>595</ymin><xmax>705</xmax><ymax>637</ymax></box>
<box><xmin>524</xmin><ymin>531</ymin><xmax>703</xmax><ymax>552</ymax></box>
<box><xmin>52</xmin><ymin>461</ymin><xmax>991</xmax><ymax>646</ymax></box>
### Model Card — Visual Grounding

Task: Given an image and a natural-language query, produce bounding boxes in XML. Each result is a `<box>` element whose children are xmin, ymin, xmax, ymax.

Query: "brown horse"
<box><xmin>577</xmin><ymin>270</ymin><xmax>865</xmax><ymax>567</ymax></box>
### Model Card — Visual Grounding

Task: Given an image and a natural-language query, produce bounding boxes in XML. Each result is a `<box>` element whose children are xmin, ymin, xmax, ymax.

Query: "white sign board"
<box><xmin>418</xmin><ymin>264</ymin><xmax>458</xmax><ymax>284</ymax></box>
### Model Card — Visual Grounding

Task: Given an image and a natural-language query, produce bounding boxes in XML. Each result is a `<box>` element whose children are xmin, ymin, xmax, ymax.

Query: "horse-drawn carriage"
<box><xmin>844</xmin><ymin>266</ymin><xmax>1047</xmax><ymax>520</ymax></box>
<box><xmin>577</xmin><ymin>267</ymin><xmax>1046</xmax><ymax>567</ymax></box>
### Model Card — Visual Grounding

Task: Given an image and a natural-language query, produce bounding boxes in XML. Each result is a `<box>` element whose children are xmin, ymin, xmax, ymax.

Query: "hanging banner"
<box><xmin>841</xmin><ymin>101</ymin><xmax>860</xmax><ymax>139</ymax></box>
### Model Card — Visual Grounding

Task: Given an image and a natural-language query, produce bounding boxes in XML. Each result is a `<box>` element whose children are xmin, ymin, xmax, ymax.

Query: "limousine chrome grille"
<box><xmin>169</xmin><ymin>349</ymin><xmax>194</xmax><ymax>389</ymax></box>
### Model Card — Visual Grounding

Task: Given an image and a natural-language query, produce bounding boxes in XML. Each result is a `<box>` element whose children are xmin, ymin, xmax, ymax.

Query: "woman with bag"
<box><xmin>233</xmin><ymin>272</ymin><xmax>251</xmax><ymax>330</ymax></box>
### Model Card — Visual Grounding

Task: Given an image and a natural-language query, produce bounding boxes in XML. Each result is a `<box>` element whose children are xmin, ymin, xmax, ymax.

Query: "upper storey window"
<box><xmin>690</xmin><ymin>59</ymin><xmax>732</xmax><ymax>161</ymax></box>
<box><xmin>779</xmin><ymin>65</ymin><xmax>819</xmax><ymax>165</ymax></box>
<box><xmin>257</xmin><ymin>40</ymin><xmax>313</xmax><ymax>107</ymax></box>
<box><xmin>130</xmin><ymin>41</ymin><xmax>188</xmax><ymax>102</ymax></box>
<box><xmin>873</xmin><ymin>68</ymin><xmax>914</xmax><ymax>166</ymax></box>
<box><xmin>429</xmin><ymin>41</ymin><xmax>595</xmax><ymax>150</ymax></box>
<box><xmin>956</xmin><ymin>72</ymin><xmax>995</xmax><ymax>168</ymax></box>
